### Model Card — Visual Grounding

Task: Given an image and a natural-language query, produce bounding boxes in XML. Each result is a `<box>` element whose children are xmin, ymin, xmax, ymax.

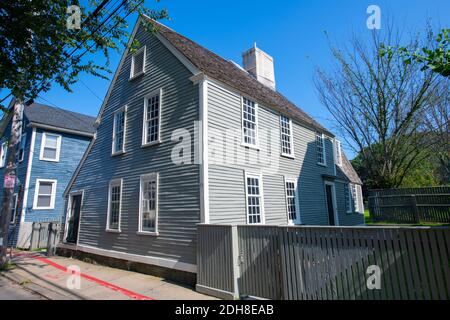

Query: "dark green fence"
<box><xmin>368</xmin><ymin>187</ymin><xmax>450</xmax><ymax>224</ymax></box>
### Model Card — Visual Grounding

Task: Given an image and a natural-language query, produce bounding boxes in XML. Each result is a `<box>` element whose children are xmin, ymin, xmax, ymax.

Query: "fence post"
<box><xmin>231</xmin><ymin>225</ymin><xmax>240</xmax><ymax>299</ymax></box>
<box><xmin>46</xmin><ymin>222</ymin><xmax>57</xmax><ymax>256</ymax></box>
<box><xmin>29</xmin><ymin>222</ymin><xmax>40</xmax><ymax>250</ymax></box>
<box><xmin>411</xmin><ymin>195</ymin><xmax>420</xmax><ymax>223</ymax></box>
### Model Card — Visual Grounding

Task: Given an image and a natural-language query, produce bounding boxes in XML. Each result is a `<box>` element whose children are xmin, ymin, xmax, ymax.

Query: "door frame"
<box><xmin>63</xmin><ymin>190</ymin><xmax>84</xmax><ymax>244</ymax></box>
<box><xmin>324</xmin><ymin>181</ymin><xmax>339</xmax><ymax>226</ymax></box>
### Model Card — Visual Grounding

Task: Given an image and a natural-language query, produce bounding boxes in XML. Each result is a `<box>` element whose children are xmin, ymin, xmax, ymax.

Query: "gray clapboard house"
<box><xmin>60</xmin><ymin>15</ymin><xmax>364</xmax><ymax>281</ymax></box>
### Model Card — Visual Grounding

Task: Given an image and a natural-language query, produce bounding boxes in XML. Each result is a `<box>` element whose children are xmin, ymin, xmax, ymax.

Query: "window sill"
<box><xmin>141</xmin><ymin>141</ymin><xmax>161</xmax><ymax>148</ymax></box>
<box><xmin>129</xmin><ymin>72</ymin><xmax>145</xmax><ymax>81</ymax></box>
<box><xmin>32</xmin><ymin>207</ymin><xmax>55</xmax><ymax>210</ymax></box>
<box><xmin>106</xmin><ymin>228</ymin><xmax>121</xmax><ymax>234</ymax></box>
<box><xmin>39</xmin><ymin>157</ymin><xmax>60</xmax><ymax>163</ymax></box>
<box><xmin>111</xmin><ymin>150</ymin><xmax>125</xmax><ymax>157</ymax></box>
<box><xmin>241</xmin><ymin>143</ymin><xmax>259</xmax><ymax>151</ymax></box>
<box><xmin>281</xmin><ymin>153</ymin><xmax>295</xmax><ymax>160</ymax></box>
<box><xmin>136</xmin><ymin>231</ymin><xmax>159</xmax><ymax>236</ymax></box>
<box><xmin>317</xmin><ymin>162</ymin><xmax>327</xmax><ymax>167</ymax></box>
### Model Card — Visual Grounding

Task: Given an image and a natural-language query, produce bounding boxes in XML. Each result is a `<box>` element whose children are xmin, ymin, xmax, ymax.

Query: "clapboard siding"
<box><xmin>65</xmin><ymin>24</ymin><xmax>200</xmax><ymax>266</ymax></box>
<box><xmin>335</xmin><ymin>181</ymin><xmax>365</xmax><ymax>225</ymax></box>
<box><xmin>207</xmin><ymin>81</ymin><xmax>340</xmax><ymax>226</ymax></box>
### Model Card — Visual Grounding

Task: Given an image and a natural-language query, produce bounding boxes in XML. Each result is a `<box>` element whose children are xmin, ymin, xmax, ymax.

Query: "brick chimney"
<box><xmin>242</xmin><ymin>44</ymin><xmax>276</xmax><ymax>89</ymax></box>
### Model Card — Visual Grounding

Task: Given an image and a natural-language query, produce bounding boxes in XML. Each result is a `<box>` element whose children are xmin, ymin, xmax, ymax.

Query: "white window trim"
<box><xmin>316</xmin><ymin>133</ymin><xmax>327</xmax><ymax>166</ymax></box>
<box><xmin>111</xmin><ymin>106</ymin><xmax>128</xmax><ymax>156</ymax></box>
<box><xmin>106</xmin><ymin>178</ymin><xmax>123</xmax><ymax>233</ymax></box>
<box><xmin>10</xmin><ymin>193</ymin><xmax>18</xmax><ymax>224</ymax></box>
<box><xmin>0</xmin><ymin>141</ymin><xmax>7</xmax><ymax>168</ymax></box>
<box><xmin>280</xmin><ymin>115</ymin><xmax>295</xmax><ymax>159</ymax></box>
<box><xmin>284</xmin><ymin>176</ymin><xmax>301</xmax><ymax>225</ymax></box>
<box><xmin>137</xmin><ymin>172</ymin><xmax>159</xmax><ymax>236</ymax></box>
<box><xmin>142</xmin><ymin>89</ymin><xmax>162</xmax><ymax>147</ymax></box>
<box><xmin>356</xmin><ymin>184</ymin><xmax>364</xmax><ymax>214</ymax></box>
<box><xmin>33</xmin><ymin>179</ymin><xmax>57</xmax><ymax>210</ymax></box>
<box><xmin>241</xmin><ymin>96</ymin><xmax>260</xmax><ymax>150</ymax></box>
<box><xmin>244</xmin><ymin>171</ymin><xmax>265</xmax><ymax>225</ymax></box>
<box><xmin>19</xmin><ymin>132</ymin><xmax>27</xmax><ymax>162</ymax></box>
<box><xmin>129</xmin><ymin>45</ymin><xmax>146</xmax><ymax>80</ymax></box>
<box><xmin>345</xmin><ymin>183</ymin><xmax>353</xmax><ymax>213</ymax></box>
<box><xmin>334</xmin><ymin>139</ymin><xmax>342</xmax><ymax>167</ymax></box>
<box><xmin>39</xmin><ymin>132</ymin><xmax>62</xmax><ymax>162</ymax></box>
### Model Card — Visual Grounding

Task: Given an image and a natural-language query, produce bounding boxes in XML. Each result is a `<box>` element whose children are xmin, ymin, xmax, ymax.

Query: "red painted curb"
<box><xmin>14</xmin><ymin>252</ymin><xmax>154</xmax><ymax>300</ymax></box>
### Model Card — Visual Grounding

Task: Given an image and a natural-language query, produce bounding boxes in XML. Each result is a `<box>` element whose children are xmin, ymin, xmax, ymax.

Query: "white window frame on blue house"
<box><xmin>129</xmin><ymin>45</ymin><xmax>146</xmax><ymax>80</ymax></box>
<box><xmin>241</xmin><ymin>97</ymin><xmax>259</xmax><ymax>149</ymax></box>
<box><xmin>33</xmin><ymin>179</ymin><xmax>57</xmax><ymax>210</ymax></box>
<box><xmin>106</xmin><ymin>178</ymin><xmax>123</xmax><ymax>233</ymax></box>
<box><xmin>0</xmin><ymin>141</ymin><xmax>7</xmax><ymax>168</ymax></box>
<box><xmin>244</xmin><ymin>171</ymin><xmax>265</xmax><ymax>225</ymax></box>
<box><xmin>280</xmin><ymin>115</ymin><xmax>294</xmax><ymax>158</ymax></box>
<box><xmin>345</xmin><ymin>183</ymin><xmax>353</xmax><ymax>213</ymax></box>
<box><xmin>112</xmin><ymin>106</ymin><xmax>127</xmax><ymax>156</ymax></box>
<box><xmin>39</xmin><ymin>132</ymin><xmax>62</xmax><ymax>162</ymax></box>
<box><xmin>137</xmin><ymin>172</ymin><xmax>159</xmax><ymax>236</ymax></box>
<box><xmin>284</xmin><ymin>176</ymin><xmax>301</xmax><ymax>225</ymax></box>
<box><xmin>19</xmin><ymin>132</ymin><xmax>27</xmax><ymax>162</ymax></box>
<box><xmin>10</xmin><ymin>193</ymin><xmax>18</xmax><ymax>224</ymax></box>
<box><xmin>316</xmin><ymin>132</ymin><xmax>326</xmax><ymax>166</ymax></box>
<box><xmin>142</xmin><ymin>89</ymin><xmax>162</xmax><ymax>147</ymax></box>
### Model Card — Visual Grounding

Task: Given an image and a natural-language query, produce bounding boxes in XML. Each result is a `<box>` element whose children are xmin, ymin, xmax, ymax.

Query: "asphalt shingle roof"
<box><xmin>24</xmin><ymin>103</ymin><xmax>96</xmax><ymax>134</ymax></box>
<box><xmin>144</xmin><ymin>16</ymin><xmax>333</xmax><ymax>137</ymax></box>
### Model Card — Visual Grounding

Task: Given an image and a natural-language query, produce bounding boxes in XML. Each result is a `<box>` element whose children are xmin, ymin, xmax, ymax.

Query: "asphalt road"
<box><xmin>0</xmin><ymin>275</ymin><xmax>46</xmax><ymax>300</ymax></box>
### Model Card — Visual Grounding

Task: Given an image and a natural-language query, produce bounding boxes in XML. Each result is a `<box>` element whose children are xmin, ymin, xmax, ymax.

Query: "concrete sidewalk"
<box><xmin>0</xmin><ymin>252</ymin><xmax>216</xmax><ymax>300</ymax></box>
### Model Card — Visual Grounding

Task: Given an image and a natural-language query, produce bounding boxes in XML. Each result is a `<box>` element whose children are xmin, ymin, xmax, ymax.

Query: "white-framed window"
<box><xmin>33</xmin><ymin>179</ymin><xmax>57</xmax><ymax>210</ymax></box>
<box><xmin>280</xmin><ymin>115</ymin><xmax>294</xmax><ymax>157</ymax></box>
<box><xmin>130</xmin><ymin>46</ymin><xmax>146</xmax><ymax>79</ymax></box>
<box><xmin>138</xmin><ymin>173</ymin><xmax>159</xmax><ymax>234</ymax></box>
<box><xmin>316</xmin><ymin>133</ymin><xmax>326</xmax><ymax>166</ymax></box>
<box><xmin>350</xmin><ymin>184</ymin><xmax>364</xmax><ymax>214</ymax></box>
<box><xmin>39</xmin><ymin>132</ymin><xmax>61</xmax><ymax>162</ymax></box>
<box><xmin>345</xmin><ymin>184</ymin><xmax>352</xmax><ymax>213</ymax></box>
<box><xmin>112</xmin><ymin>106</ymin><xmax>127</xmax><ymax>155</ymax></box>
<box><xmin>242</xmin><ymin>97</ymin><xmax>258</xmax><ymax>147</ymax></box>
<box><xmin>334</xmin><ymin>139</ymin><xmax>342</xmax><ymax>167</ymax></box>
<box><xmin>284</xmin><ymin>177</ymin><xmax>300</xmax><ymax>224</ymax></box>
<box><xmin>0</xmin><ymin>141</ymin><xmax>8</xmax><ymax>167</ymax></box>
<box><xmin>245</xmin><ymin>172</ymin><xmax>264</xmax><ymax>224</ymax></box>
<box><xmin>19</xmin><ymin>132</ymin><xmax>27</xmax><ymax>162</ymax></box>
<box><xmin>10</xmin><ymin>193</ymin><xmax>18</xmax><ymax>224</ymax></box>
<box><xmin>142</xmin><ymin>90</ymin><xmax>162</xmax><ymax>146</ymax></box>
<box><xmin>106</xmin><ymin>179</ymin><xmax>122</xmax><ymax>232</ymax></box>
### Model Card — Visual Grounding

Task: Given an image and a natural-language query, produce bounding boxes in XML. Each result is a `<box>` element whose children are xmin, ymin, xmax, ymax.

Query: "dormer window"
<box><xmin>130</xmin><ymin>46</ymin><xmax>146</xmax><ymax>79</ymax></box>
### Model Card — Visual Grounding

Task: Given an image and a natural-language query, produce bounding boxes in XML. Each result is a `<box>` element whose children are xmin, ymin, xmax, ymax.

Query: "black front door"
<box><xmin>325</xmin><ymin>184</ymin><xmax>336</xmax><ymax>226</ymax></box>
<box><xmin>66</xmin><ymin>194</ymin><xmax>82</xmax><ymax>244</ymax></box>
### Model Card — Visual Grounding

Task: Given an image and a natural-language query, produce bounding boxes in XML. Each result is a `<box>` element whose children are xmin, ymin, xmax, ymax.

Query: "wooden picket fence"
<box><xmin>197</xmin><ymin>224</ymin><xmax>450</xmax><ymax>300</ymax></box>
<box><xmin>368</xmin><ymin>187</ymin><xmax>450</xmax><ymax>224</ymax></box>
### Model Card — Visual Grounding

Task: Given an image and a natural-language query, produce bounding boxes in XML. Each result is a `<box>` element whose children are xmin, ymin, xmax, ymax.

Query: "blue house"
<box><xmin>0</xmin><ymin>102</ymin><xmax>95</xmax><ymax>248</ymax></box>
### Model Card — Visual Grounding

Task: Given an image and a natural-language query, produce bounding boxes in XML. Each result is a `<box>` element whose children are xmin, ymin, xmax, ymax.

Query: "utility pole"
<box><xmin>0</xmin><ymin>99</ymin><xmax>23</xmax><ymax>267</ymax></box>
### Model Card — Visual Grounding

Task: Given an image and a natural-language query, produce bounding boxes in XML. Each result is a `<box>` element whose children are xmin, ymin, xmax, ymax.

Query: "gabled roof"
<box><xmin>337</xmin><ymin>153</ymin><xmax>363</xmax><ymax>185</ymax></box>
<box><xmin>24</xmin><ymin>103</ymin><xmax>96</xmax><ymax>135</ymax></box>
<box><xmin>143</xmin><ymin>16</ymin><xmax>333</xmax><ymax>137</ymax></box>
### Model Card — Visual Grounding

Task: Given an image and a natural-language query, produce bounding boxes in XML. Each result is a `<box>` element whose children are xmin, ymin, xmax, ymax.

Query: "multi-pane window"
<box><xmin>280</xmin><ymin>115</ymin><xmax>293</xmax><ymax>156</ymax></box>
<box><xmin>245</xmin><ymin>174</ymin><xmax>263</xmax><ymax>224</ymax></box>
<box><xmin>33</xmin><ymin>179</ymin><xmax>57</xmax><ymax>209</ymax></box>
<box><xmin>112</xmin><ymin>108</ymin><xmax>126</xmax><ymax>154</ymax></box>
<box><xmin>334</xmin><ymin>139</ymin><xmax>342</xmax><ymax>167</ymax></box>
<box><xmin>345</xmin><ymin>184</ymin><xmax>352</xmax><ymax>213</ymax></box>
<box><xmin>0</xmin><ymin>141</ymin><xmax>7</xmax><ymax>167</ymax></box>
<box><xmin>139</xmin><ymin>173</ymin><xmax>158</xmax><ymax>233</ymax></box>
<box><xmin>285</xmin><ymin>179</ymin><xmax>299</xmax><ymax>224</ymax></box>
<box><xmin>316</xmin><ymin>133</ymin><xmax>326</xmax><ymax>165</ymax></box>
<box><xmin>19</xmin><ymin>133</ymin><xmax>27</xmax><ymax>162</ymax></box>
<box><xmin>143</xmin><ymin>93</ymin><xmax>161</xmax><ymax>145</ymax></box>
<box><xmin>40</xmin><ymin>132</ymin><xmax>61</xmax><ymax>162</ymax></box>
<box><xmin>130</xmin><ymin>46</ymin><xmax>146</xmax><ymax>79</ymax></box>
<box><xmin>242</xmin><ymin>97</ymin><xmax>257</xmax><ymax>146</ymax></box>
<box><xmin>107</xmin><ymin>179</ymin><xmax>122</xmax><ymax>231</ymax></box>
<box><xmin>10</xmin><ymin>193</ymin><xmax>18</xmax><ymax>223</ymax></box>
<box><xmin>350</xmin><ymin>183</ymin><xmax>364</xmax><ymax>213</ymax></box>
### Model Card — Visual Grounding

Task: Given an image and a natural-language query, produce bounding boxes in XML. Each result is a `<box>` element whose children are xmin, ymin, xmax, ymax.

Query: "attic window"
<box><xmin>130</xmin><ymin>46</ymin><xmax>146</xmax><ymax>79</ymax></box>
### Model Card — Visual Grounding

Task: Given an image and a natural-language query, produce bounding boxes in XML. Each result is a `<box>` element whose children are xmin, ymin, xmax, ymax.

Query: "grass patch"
<box><xmin>364</xmin><ymin>209</ymin><xmax>450</xmax><ymax>227</ymax></box>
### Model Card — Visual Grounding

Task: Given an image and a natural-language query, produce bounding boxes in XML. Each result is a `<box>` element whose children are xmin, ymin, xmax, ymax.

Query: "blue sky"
<box><xmin>3</xmin><ymin>0</ymin><xmax>450</xmax><ymax>158</ymax></box>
